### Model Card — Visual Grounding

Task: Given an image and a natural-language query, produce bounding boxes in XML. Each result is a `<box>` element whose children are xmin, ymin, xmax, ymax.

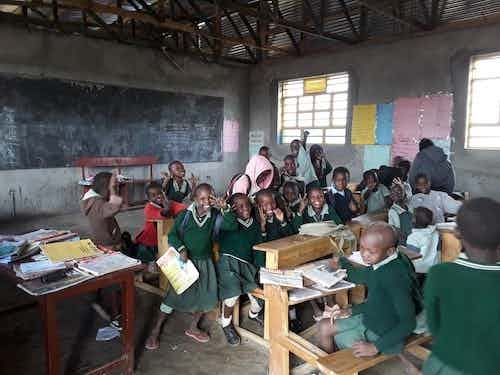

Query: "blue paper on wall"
<box><xmin>363</xmin><ymin>145</ymin><xmax>391</xmax><ymax>171</ymax></box>
<box><xmin>375</xmin><ymin>103</ymin><xmax>394</xmax><ymax>145</ymax></box>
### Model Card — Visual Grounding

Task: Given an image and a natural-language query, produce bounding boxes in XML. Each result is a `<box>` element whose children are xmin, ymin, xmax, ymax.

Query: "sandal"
<box><xmin>185</xmin><ymin>329</ymin><xmax>210</xmax><ymax>343</ymax></box>
<box><xmin>144</xmin><ymin>335</ymin><xmax>160</xmax><ymax>350</ymax></box>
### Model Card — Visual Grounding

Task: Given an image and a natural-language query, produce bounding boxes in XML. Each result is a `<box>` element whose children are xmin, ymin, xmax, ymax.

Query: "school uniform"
<box><xmin>409</xmin><ymin>190</ymin><xmax>461</xmax><ymax>223</ymax></box>
<box><xmin>313</xmin><ymin>158</ymin><xmax>333</xmax><ymax>188</ymax></box>
<box><xmin>406</xmin><ymin>225</ymin><xmax>440</xmax><ymax>274</ymax></box>
<box><xmin>362</xmin><ymin>184</ymin><xmax>390</xmax><ymax>213</ymax></box>
<box><xmin>336</xmin><ymin>252</ymin><xmax>422</xmax><ymax>354</ymax></box>
<box><xmin>388</xmin><ymin>203</ymin><xmax>413</xmax><ymax>245</ymax></box>
<box><xmin>135</xmin><ymin>201</ymin><xmax>186</xmax><ymax>263</ymax></box>
<box><xmin>164</xmin><ymin>178</ymin><xmax>191</xmax><ymax>203</ymax></box>
<box><xmin>280</xmin><ymin>173</ymin><xmax>306</xmax><ymax>195</ymax></box>
<box><xmin>217</xmin><ymin>214</ymin><xmax>263</xmax><ymax>300</ymax></box>
<box><xmin>162</xmin><ymin>204</ymin><xmax>228</xmax><ymax>313</ymax></box>
<box><xmin>423</xmin><ymin>258</ymin><xmax>500</xmax><ymax>375</ymax></box>
<box><xmin>326</xmin><ymin>186</ymin><xmax>356</xmax><ymax>223</ymax></box>
<box><xmin>287</xmin><ymin>199</ymin><xmax>301</xmax><ymax>215</ymax></box>
<box><xmin>254</xmin><ymin>215</ymin><xmax>294</xmax><ymax>268</ymax></box>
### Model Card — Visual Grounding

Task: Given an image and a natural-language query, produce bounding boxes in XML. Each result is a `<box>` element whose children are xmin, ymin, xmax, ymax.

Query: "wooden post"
<box><xmin>267</xmin><ymin>285</ymin><xmax>290</xmax><ymax>375</ymax></box>
<box><xmin>121</xmin><ymin>273</ymin><xmax>135</xmax><ymax>375</ymax></box>
<box><xmin>39</xmin><ymin>295</ymin><xmax>59</xmax><ymax>375</ymax></box>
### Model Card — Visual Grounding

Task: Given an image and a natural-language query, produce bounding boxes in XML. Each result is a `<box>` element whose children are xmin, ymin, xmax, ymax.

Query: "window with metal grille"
<box><xmin>466</xmin><ymin>53</ymin><xmax>500</xmax><ymax>149</ymax></box>
<box><xmin>277</xmin><ymin>73</ymin><xmax>350</xmax><ymax>145</ymax></box>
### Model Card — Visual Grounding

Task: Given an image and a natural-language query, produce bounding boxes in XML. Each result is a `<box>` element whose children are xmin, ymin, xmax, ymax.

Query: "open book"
<box><xmin>302</xmin><ymin>265</ymin><xmax>347</xmax><ymax>288</ymax></box>
<box><xmin>78</xmin><ymin>252</ymin><xmax>140</xmax><ymax>276</ymax></box>
<box><xmin>260</xmin><ymin>268</ymin><xmax>303</xmax><ymax>288</ymax></box>
<box><xmin>156</xmin><ymin>248</ymin><xmax>199</xmax><ymax>294</ymax></box>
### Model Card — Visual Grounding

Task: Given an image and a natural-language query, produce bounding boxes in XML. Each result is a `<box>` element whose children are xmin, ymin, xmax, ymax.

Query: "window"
<box><xmin>466</xmin><ymin>53</ymin><xmax>500</xmax><ymax>149</ymax></box>
<box><xmin>277</xmin><ymin>73</ymin><xmax>349</xmax><ymax>145</ymax></box>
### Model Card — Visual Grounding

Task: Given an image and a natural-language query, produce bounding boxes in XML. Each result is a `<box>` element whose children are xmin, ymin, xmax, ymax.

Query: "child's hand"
<box><xmin>274</xmin><ymin>208</ymin><xmax>285</xmax><ymax>222</ymax></box>
<box><xmin>258</xmin><ymin>206</ymin><xmax>267</xmax><ymax>230</ymax></box>
<box><xmin>352</xmin><ymin>341</ymin><xmax>378</xmax><ymax>357</ymax></box>
<box><xmin>179</xmin><ymin>249</ymin><xmax>188</xmax><ymax>263</ymax></box>
<box><xmin>109</xmin><ymin>172</ymin><xmax>118</xmax><ymax>195</ymax></box>
<box><xmin>329</xmin><ymin>254</ymin><xmax>340</xmax><ymax>270</ymax></box>
<box><xmin>210</xmin><ymin>195</ymin><xmax>227</xmax><ymax>210</ymax></box>
<box><xmin>298</xmin><ymin>194</ymin><xmax>308</xmax><ymax>214</ymax></box>
<box><xmin>348</xmin><ymin>199</ymin><xmax>358</xmax><ymax>213</ymax></box>
<box><xmin>189</xmin><ymin>173</ymin><xmax>199</xmax><ymax>187</ymax></box>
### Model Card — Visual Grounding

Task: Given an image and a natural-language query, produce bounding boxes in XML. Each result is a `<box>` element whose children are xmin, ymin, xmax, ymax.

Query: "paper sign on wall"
<box><xmin>392</xmin><ymin>98</ymin><xmax>422</xmax><ymax>161</ymax></box>
<box><xmin>375</xmin><ymin>103</ymin><xmax>394</xmax><ymax>145</ymax></box>
<box><xmin>351</xmin><ymin>104</ymin><xmax>376</xmax><ymax>145</ymax></box>
<box><xmin>223</xmin><ymin>120</ymin><xmax>239</xmax><ymax>153</ymax></box>
<box><xmin>420</xmin><ymin>94</ymin><xmax>453</xmax><ymax>139</ymax></box>
<box><xmin>249</xmin><ymin>130</ymin><xmax>265</xmax><ymax>159</ymax></box>
<box><xmin>363</xmin><ymin>145</ymin><xmax>391</xmax><ymax>171</ymax></box>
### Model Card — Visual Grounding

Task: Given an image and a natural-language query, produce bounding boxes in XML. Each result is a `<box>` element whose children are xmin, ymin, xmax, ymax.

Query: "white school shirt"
<box><xmin>409</xmin><ymin>190</ymin><xmax>461</xmax><ymax>223</ymax></box>
<box><xmin>388</xmin><ymin>203</ymin><xmax>412</xmax><ymax>229</ymax></box>
<box><xmin>406</xmin><ymin>225</ymin><xmax>440</xmax><ymax>273</ymax></box>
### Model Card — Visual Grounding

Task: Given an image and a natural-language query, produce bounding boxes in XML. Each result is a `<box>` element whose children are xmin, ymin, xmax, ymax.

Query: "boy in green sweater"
<box><xmin>423</xmin><ymin>198</ymin><xmax>500</xmax><ymax>375</ymax></box>
<box><xmin>292</xmin><ymin>186</ymin><xmax>343</xmax><ymax>230</ymax></box>
<box><xmin>318</xmin><ymin>222</ymin><xmax>422</xmax><ymax>360</ymax></box>
<box><xmin>217</xmin><ymin>194</ymin><xmax>265</xmax><ymax>346</ymax></box>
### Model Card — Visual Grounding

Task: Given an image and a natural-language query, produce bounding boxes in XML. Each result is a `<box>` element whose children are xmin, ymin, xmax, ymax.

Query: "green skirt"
<box><xmin>217</xmin><ymin>254</ymin><xmax>258</xmax><ymax>300</ymax></box>
<box><xmin>163</xmin><ymin>258</ymin><xmax>218</xmax><ymax>313</ymax></box>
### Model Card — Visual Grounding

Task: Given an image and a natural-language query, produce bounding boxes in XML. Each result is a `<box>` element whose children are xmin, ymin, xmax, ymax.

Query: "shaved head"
<box><xmin>359</xmin><ymin>221</ymin><xmax>397</xmax><ymax>265</ymax></box>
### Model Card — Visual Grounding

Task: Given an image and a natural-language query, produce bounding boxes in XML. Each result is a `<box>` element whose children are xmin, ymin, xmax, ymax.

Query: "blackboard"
<box><xmin>0</xmin><ymin>74</ymin><xmax>224</xmax><ymax>169</ymax></box>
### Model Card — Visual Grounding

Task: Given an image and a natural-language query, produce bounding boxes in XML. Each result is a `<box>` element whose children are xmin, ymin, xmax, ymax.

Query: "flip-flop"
<box><xmin>144</xmin><ymin>338</ymin><xmax>160</xmax><ymax>350</ymax></box>
<box><xmin>185</xmin><ymin>329</ymin><xmax>210</xmax><ymax>343</ymax></box>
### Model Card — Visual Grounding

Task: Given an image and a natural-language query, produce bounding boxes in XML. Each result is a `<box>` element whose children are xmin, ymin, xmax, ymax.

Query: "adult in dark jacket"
<box><xmin>408</xmin><ymin>139</ymin><xmax>455</xmax><ymax>194</ymax></box>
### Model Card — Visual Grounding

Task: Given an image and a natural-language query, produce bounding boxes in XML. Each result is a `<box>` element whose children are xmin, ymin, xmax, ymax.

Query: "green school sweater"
<box><xmin>168</xmin><ymin>206</ymin><xmax>233</xmax><ymax>260</ymax></box>
<box><xmin>340</xmin><ymin>253</ymin><xmax>422</xmax><ymax>353</ymax></box>
<box><xmin>253</xmin><ymin>215</ymin><xmax>294</xmax><ymax>268</ymax></box>
<box><xmin>219</xmin><ymin>213</ymin><xmax>263</xmax><ymax>264</ymax></box>
<box><xmin>291</xmin><ymin>204</ymin><xmax>343</xmax><ymax>232</ymax></box>
<box><xmin>424</xmin><ymin>258</ymin><xmax>500</xmax><ymax>375</ymax></box>
<box><xmin>165</xmin><ymin>178</ymin><xmax>191</xmax><ymax>203</ymax></box>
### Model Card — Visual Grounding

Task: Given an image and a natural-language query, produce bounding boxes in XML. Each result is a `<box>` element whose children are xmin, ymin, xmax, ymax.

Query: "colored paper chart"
<box><xmin>351</xmin><ymin>104</ymin><xmax>376</xmax><ymax>144</ymax></box>
<box><xmin>375</xmin><ymin>103</ymin><xmax>394</xmax><ymax>145</ymax></box>
<box><xmin>420</xmin><ymin>94</ymin><xmax>453</xmax><ymax>139</ymax></box>
<box><xmin>391</xmin><ymin>97</ymin><xmax>422</xmax><ymax>161</ymax></box>
<box><xmin>363</xmin><ymin>145</ymin><xmax>391</xmax><ymax>171</ymax></box>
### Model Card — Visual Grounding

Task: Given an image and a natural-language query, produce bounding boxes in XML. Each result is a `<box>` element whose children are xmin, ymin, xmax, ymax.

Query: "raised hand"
<box><xmin>298</xmin><ymin>194</ymin><xmax>309</xmax><ymax>214</ymax></box>
<box><xmin>109</xmin><ymin>171</ymin><xmax>118</xmax><ymax>195</ymax></box>
<box><xmin>274</xmin><ymin>208</ymin><xmax>285</xmax><ymax>222</ymax></box>
<box><xmin>189</xmin><ymin>173</ymin><xmax>199</xmax><ymax>188</ymax></box>
<box><xmin>210</xmin><ymin>195</ymin><xmax>227</xmax><ymax>210</ymax></box>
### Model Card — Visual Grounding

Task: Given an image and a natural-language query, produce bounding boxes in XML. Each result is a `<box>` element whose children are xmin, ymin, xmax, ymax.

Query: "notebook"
<box><xmin>78</xmin><ymin>252</ymin><xmax>140</xmax><ymax>276</ymax></box>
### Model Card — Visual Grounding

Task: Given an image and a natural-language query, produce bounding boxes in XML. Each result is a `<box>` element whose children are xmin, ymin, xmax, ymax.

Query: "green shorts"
<box><xmin>334</xmin><ymin>314</ymin><xmax>403</xmax><ymax>354</ymax></box>
<box><xmin>423</xmin><ymin>354</ymin><xmax>468</xmax><ymax>375</ymax></box>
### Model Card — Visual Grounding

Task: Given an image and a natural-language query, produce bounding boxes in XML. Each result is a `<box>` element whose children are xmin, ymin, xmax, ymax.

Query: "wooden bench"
<box><xmin>317</xmin><ymin>334</ymin><xmax>432</xmax><ymax>375</ymax></box>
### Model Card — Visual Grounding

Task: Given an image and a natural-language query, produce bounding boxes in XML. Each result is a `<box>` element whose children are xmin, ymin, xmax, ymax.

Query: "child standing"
<box><xmin>388</xmin><ymin>182</ymin><xmax>413</xmax><ymax>245</ymax></box>
<box><xmin>217</xmin><ymin>194</ymin><xmax>264</xmax><ymax>345</ymax></box>
<box><xmin>406</xmin><ymin>207</ymin><xmax>439</xmax><ymax>279</ymax></box>
<box><xmin>259</xmin><ymin>146</ymin><xmax>281</xmax><ymax>190</ymax></box>
<box><xmin>290</xmin><ymin>131</ymin><xmax>319</xmax><ymax>188</ymax></box>
<box><xmin>310</xmin><ymin>144</ymin><xmax>333</xmax><ymax>188</ymax></box>
<box><xmin>162</xmin><ymin>160</ymin><xmax>198</xmax><ymax>203</ymax></box>
<box><xmin>361</xmin><ymin>170</ymin><xmax>391</xmax><ymax>213</ymax></box>
<box><xmin>135</xmin><ymin>182</ymin><xmax>186</xmax><ymax>263</ymax></box>
<box><xmin>423</xmin><ymin>198</ymin><xmax>500</xmax><ymax>375</ymax></box>
<box><xmin>326</xmin><ymin>167</ymin><xmax>359</xmax><ymax>223</ymax></box>
<box><xmin>145</xmin><ymin>183</ymin><xmax>227</xmax><ymax>348</ymax></box>
<box><xmin>319</xmin><ymin>222</ymin><xmax>422</xmax><ymax>361</ymax></box>
<box><xmin>409</xmin><ymin>173</ymin><xmax>461</xmax><ymax>223</ymax></box>
<box><xmin>280</xmin><ymin>155</ymin><xmax>306</xmax><ymax>195</ymax></box>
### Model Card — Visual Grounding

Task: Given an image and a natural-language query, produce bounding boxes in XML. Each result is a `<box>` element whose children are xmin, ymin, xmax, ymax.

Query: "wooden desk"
<box><xmin>347</xmin><ymin>211</ymin><xmax>388</xmax><ymax>243</ymax></box>
<box><xmin>438</xmin><ymin>228</ymin><xmax>462</xmax><ymax>262</ymax></box>
<box><xmin>2</xmin><ymin>264</ymin><xmax>143</xmax><ymax>375</ymax></box>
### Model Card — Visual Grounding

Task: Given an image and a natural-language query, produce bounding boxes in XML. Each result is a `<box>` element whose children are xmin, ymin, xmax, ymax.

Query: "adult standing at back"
<box><xmin>409</xmin><ymin>139</ymin><xmax>455</xmax><ymax>194</ymax></box>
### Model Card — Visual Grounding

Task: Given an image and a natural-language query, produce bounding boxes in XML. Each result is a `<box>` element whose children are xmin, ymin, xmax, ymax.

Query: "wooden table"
<box><xmin>438</xmin><ymin>227</ymin><xmax>462</xmax><ymax>262</ymax></box>
<box><xmin>1</xmin><ymin>264</ymin><xmax>143</xmax><ymax>375</ymax></box>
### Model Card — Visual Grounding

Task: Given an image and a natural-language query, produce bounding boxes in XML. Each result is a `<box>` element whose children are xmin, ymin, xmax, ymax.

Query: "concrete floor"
<box><xmin>0</xmin><ymin>210</ymin><xmax>416</xmax><ymax>375</ymax></box>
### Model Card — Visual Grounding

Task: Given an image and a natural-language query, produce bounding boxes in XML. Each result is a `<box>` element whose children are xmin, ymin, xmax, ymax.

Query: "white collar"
<box><xmin>372</xmin><ymin>252</ymin><xmax>398</xmax><ymax>270</ymax></box>
<box><xmin>173</xmin><ymin>179</ymin><xmax>188</xmax><ymax>193</ymax></box>
<box><xmin>307</xmin><ymin>204</ymin><xmax>329</xmax><ymax>222</ymax></box>
<box><xmin>82</xmin><ymin>189</ymin><xmax>101</xmax><ymax>200</ymax></box>
<box><xmin>330</xmin><ymin>185</ymin><xmax>345</xmax><ymax>196</ymax></box>
<box><xmin>391</xmin><ymin>203</ymin><xmax>408</xmax><ymax>215</ymax></box>
<box><xmin>237</xmin><ymin>217</ymin><xmax>254</xmax><ymax>228</ymax></box>
<box><xmin>187</xmin><ymin>203</ymin><xmax>211</xmax><ymax>227</ymax></box>
<box><xmin>289</xmin><ymin>198</ymin><xmax>301</xmax><ymax>208</ymax></box>
<box><xmin>453</xmin><ymin>257</ymin><xmax>500</xmax><ymax>271</ymax></box>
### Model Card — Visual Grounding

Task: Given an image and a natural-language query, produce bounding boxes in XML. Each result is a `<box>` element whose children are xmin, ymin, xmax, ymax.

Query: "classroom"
<box><xmin>0</xmin><ymin>1</ymin><xmax>499</xmax><ymax>374</ymax></box>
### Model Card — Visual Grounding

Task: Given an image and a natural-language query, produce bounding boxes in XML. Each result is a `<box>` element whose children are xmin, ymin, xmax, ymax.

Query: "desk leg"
<box><xmin>121</xmin><ymin>274</ymin><xmax>135</xmax><ymax>375</ymax></box>
<box><xmin>266</xmin><ymin>285</ymin><xmax>289</xmax><ymax>375</ymax></box>
<box><xmin>39</xmin><ymin>295</ymin><xmax>59</xmax><ymax>375</ymax></box>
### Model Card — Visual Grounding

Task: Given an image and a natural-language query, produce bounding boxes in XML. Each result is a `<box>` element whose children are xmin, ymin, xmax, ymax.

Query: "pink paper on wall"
<box><xmin>420</xmin><ymin>94</ymin><xmax>453</xmax><ymax>140</ymax></box>
<box><xmin>392</xmin><ymin>98</ymin><xmax>421</xmax><ymax>161</ymax></box>
<box><xmin>223</xmin><ymin>120</ymin><xmax>239</xmax><ymax>153</ymax></box>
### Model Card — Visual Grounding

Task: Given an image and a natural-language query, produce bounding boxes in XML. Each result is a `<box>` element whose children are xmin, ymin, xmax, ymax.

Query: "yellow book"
<box><xmin>156</xmin><ymin>248</ymin><xmax>199</xmax><ymax>294</ymax></box>
<box><xmin>42</xmin><ymin>239</ymin><xmax>100</xmax><ymax>263</ymax></box>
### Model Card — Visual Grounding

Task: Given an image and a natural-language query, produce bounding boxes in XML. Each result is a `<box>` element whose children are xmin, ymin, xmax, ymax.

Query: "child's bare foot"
<box><xmin>185</xmin><ymin>329</ymin><xmax>210</xmax><ymax>343</ymax></box>
<box><xmin>145</xmin><ymin>333</ymin><xmax>160</xmax><ymax>350</ymax></box>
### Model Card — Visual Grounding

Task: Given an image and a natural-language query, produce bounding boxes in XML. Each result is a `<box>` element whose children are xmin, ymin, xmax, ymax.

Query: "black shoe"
<box><xmin>248</xmin><ymin>310</ymin><xmax>264</xmax><ymax>326</ymax></box>
<box><xmin>289</xmin><ymin>318</ymin><xmax>303</xmax><ymax>333</ymax></box>
<box><xmin>223</xmin><ymin>324</ymin><xmax>241</xmax><ymax>346</ymax></box>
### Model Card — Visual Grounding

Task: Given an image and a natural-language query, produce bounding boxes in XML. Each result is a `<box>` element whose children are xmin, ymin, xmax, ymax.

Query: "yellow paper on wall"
<box><xmin>42</xmin><ymin>239</ymin><xmax>100</xmax><ymax>262</ymax></box>
<box><xmin>351</xmin><ymin>104</ymin><xmax>376</xmax><ymax>144</ymax></box>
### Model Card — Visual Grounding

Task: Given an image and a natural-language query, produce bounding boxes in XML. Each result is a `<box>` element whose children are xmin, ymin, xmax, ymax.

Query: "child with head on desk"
<box><xmin>318</xmin><ymin>222</ymin><xmax>422</xmax><ymax>367</ymax></box>
<box><xmin>326</xmin><ymin>167</ymin><xmax>359</xmax><ymax>223</ymax></box>
<box><xmin>134</xmin><ymin>182</ymin><xmax>186</xmax><ymax>263</ymax></box>
<box><xmin>409</xmin><ymin>173</ymin><xmax>461</xmax><ymax>223</ymax></box>
<box><xmin>361</xmin><ymin>170</ymin><xmax>391</xmax><ymax>214</ymax></box>
<box><xmin>145</xmin><ymin>183</ymin><xmax>227</xmax><ymax>348</ymax></box>
<box><xmin>162</xmin><ymin>160</ymin><xmax>199</xmax><ymax>203</ymax></box>
<box><xmin>281</xmin><ymin>155</ymin><xmax>306</xmax><ymax>195</ymax></box>
<box><xmin>388</xmin><ymin>181</ymin><xmax>413</xmax><ymax>245</ymax></box>
<box><xmin>406</xmin><ymin>207</ymin><xmax>439</xmax><ymax>283</ymax></box>
<box><xmin>422</xmin><ymin>198</ymin><xmax>500</xmax><ymax>375</ymax></box>
<box><xmin>217</xmin><ymin>193</ymin><xmax>265</xmax><ymax>346</ymax></box>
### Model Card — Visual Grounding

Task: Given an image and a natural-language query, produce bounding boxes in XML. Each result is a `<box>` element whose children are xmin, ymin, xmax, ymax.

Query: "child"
<box><xmin>145</xmin><ymin>183</ymin><xmax>227</xmax><ymax>348</ymax></box>
<box><xmin>423</xmin><ymin>198</ymin><xmax>500</xmax><ymax>375</ymax></box>
<box><xmin>326</xmin><ymin>167</ymin><xmax>359</xmax><ymax>223</ymax></box>
<box><xmin>318</xmin><ymin>222</ymin><xmax>422</xmax><ymax>360</ymax></box>
<box><xmin>396</xmin><ymin>158</ymin><xmax>413</xmax><ymax>198</ymax></box>
<box><xmin>361</xmin><ymin>170</ymin><xmax>391</xmax><ymax>213</ymax></box>
<box><xmin>409</xmin><ymin>173</ymin><xmax>461</xmax><ymax>223</ymax></box>
<box><xmin>294</xmin><ymin>187</ymin><xmax>342</xmax><ymax>226</ymax></box>
<box><xmin>162</xmin><ymin>160</ymin><xmax>198</xmax><ymax>203</ymax></box>
<box><xmin>280</xmin><ymin>155</ymin><xmax>305</xmax><ymax>195</ymax></box>
<box><xmin>259</xmin><ymin>146</ymin><xmax>281</xmax><ymax>190</ymax></box>
<box><xmin>245</xmin><ymin>155</ymin><xmax>275</xmax><ymax>197</ymax></box>
<box><xmin>135</xmin><ymin>182</ymin><xmax>186</xmax><ymax>263</ymax></box>
<box><xmin>406</xmin><ymin>207</ymin><xmax>439</xmax><ymax>277</ymax></box>
<box><xmin>310</xmin><ymin>144</ymin><xmax>333</xmax><ymax>188</ymax></box>
<box><xmin>217</xmin><ymin>194</ymin><xmax>264</xmax><ymax>345</ymax></box>
<box><xmin>81</xmin><ymin>171</ymin><xmax>122</xmax><ymax>250</ymax></box>
<box><xmin>290</xmin><ymin>132</ymin><xmax>319</xmax><ymax>188</ymax></box>
<box><xmin>282</xmin><ymin>181</ymin><xmax>303</xmax><ymax>215</ymax></box>
<box><xmin>388</xmin><ymin>182</ymin><xmax>413</xmax><ymax>245</ymax></box>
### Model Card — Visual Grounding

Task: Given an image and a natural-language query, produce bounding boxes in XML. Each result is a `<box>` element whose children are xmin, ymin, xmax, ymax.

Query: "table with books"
<box><xmin>0</xmin><ymin>229</ymin><xmax>144</xmax><ymax>375</ymax></box>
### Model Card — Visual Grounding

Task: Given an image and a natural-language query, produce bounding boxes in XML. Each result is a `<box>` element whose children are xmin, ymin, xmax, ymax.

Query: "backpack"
<box><xmin>177</xmin><ymin>208</ymin><xmax>225</xmax><ymax>242</ymax></box>
<box><xmin>225</xmin><ymin>173</ymin><xmax>251</xmax><ymax>199</ymax></box>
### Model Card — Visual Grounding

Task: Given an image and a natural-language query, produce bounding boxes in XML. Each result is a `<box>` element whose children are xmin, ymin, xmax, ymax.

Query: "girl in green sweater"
<box><xmin>145</xmin><ymin>183</ymin><xmax>227</xmax><ymax>349</ymax></box>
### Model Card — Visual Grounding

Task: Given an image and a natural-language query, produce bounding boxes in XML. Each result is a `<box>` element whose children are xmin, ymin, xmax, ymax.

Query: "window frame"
<box><xmin>276</xmin><ymin>72</ymin><xmax>351</xmax><ymax>146</ymax></box>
